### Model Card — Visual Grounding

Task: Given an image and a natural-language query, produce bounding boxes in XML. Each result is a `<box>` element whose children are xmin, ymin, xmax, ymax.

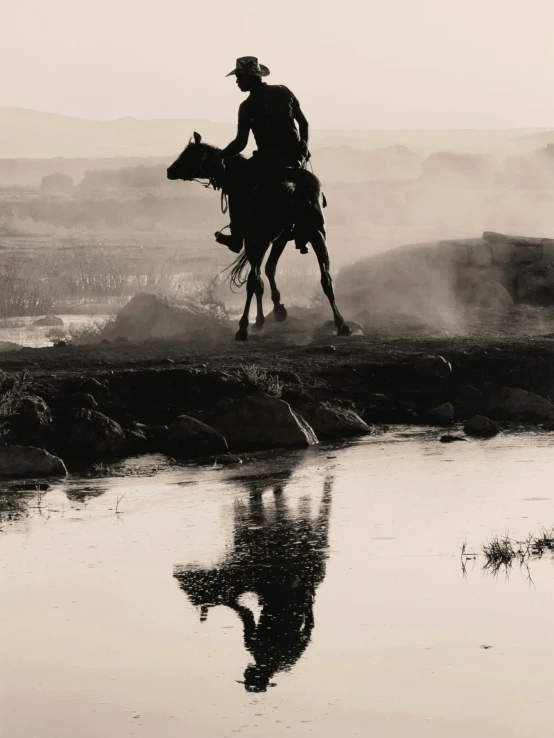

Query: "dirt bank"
<box><xmin>1</xmin><ymin>332</ymin><xmax>554</xmax><ymax>445</ymax></box>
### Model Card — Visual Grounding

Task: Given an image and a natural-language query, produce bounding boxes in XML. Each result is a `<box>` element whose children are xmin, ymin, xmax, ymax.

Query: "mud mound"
<box><xmin>103</xmin><ymin>293</ymin><xmax>233</xmax><ymax>343</ymax></box>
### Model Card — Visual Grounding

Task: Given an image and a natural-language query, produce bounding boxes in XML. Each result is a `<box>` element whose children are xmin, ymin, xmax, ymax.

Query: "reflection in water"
<box><xmin>461</xmin><ymin>528</ymin><xmax>554</xmax><ymax>583</ymax></box>
<box><xmin>65</xmin><ymin>485</ymin><xmax>107</xmax><ymax>503</ymax></box>
<box><xmin>174</xmin><ymin>470</ymin><xmax>333</xmax><ymax>692</ymax></box>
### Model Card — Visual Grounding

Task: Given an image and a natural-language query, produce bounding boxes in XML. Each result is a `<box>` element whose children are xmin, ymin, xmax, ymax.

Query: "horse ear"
<box><xmin>193</xmin><ymin>131</ymin><xmax>202</xmax><ymax>145</ymax></box>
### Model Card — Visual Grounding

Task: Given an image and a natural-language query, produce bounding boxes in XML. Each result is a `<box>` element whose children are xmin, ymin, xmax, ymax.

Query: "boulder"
<box><xmin>103</xmin><ymin>293</ymin><xmax>232</xmax><ymax>342</ymax></box>
<box><xmin>413</xmin><ymin>355</ymin><xmax>453</xmax><ymax>382</ymax></box>
<box><xmin>165</xmin><ymin>415</ymin><xmax>228</xmax><ymax>458</ymax></box>
<box><xmin>209</xmin><ymin>395</ymin><xmax>318</xmax><ymax>449</ymax></box>
<box><xmin>516</xmin><ymin>265</ymin><xmax>554</xmax><ymax>306</ymax></box>
<box><xmin>32</xmin><ymin>315</ymin><xmax>64</xmax><ymax>327</ymax></box>
<box><xmin>362</xmin><ymin>393</ymin><xmax>398</xmax><ymax>422</ymax></box>
<box><xmin>463</xmin><ymin>415</ymin><xmax>499</xmax><ymax>438</ymax></box>
<box><xmin>488</xmin><ymin>387</ymin><xmax>554</xmax><ymax>420</ymax></box>
<box><xmin>0</xmin><ymin>445</ymin><xmax>67</xmax><ymax>478</ymax></box>
<box><xmin>59</xmin><ymin>392</ymin><xmax>99</xmax><ymax>412</ymax></box>
<box><xmin>6</xmin><ymin>395</ymin><xmax>53</xmax><ymax>441</ymax></box>
<box><xmin>215</xmin><ymin>454</ymin><xmax>243</xmax><ymax>465</ymax></box>
<box><xmin>463</xmin><ymin>281</ymin><xmax>514</xmax><ymax>310</ymax></box>
<box><xmin>0</xmin><ymin>341</ymin><xmax>22</xmax><ymax>353</ymax></box>
<box><xmin>427</xmin><ymin>402</ymin><xmax>455</xmax><ymax>425</ymax></box>
<box><xmin>63</xmin><ymin>409</ymin><xmax>127</xmax><ymax>455</ymax></box>
<box><xmin>298</xmin><ymin>401</ymin><xmax>371</xmax><ymax>440</ymax></box>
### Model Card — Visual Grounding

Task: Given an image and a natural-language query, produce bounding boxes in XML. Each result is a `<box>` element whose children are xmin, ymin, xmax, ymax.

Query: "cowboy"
<box><xmin>214</xmin><ymin>56</ymin><xmax>311</xmax><ymax>254</ymax></box>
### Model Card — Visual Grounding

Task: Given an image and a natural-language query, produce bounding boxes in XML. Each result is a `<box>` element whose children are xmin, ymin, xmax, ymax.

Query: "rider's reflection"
<box><xmin>174</xmin><ymin>471</ymin><xmax>333</xmax><ymax>692</ymax></box>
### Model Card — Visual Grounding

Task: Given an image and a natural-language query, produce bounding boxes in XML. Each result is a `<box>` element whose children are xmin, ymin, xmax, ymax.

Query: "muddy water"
<box><xmin>1</xmin><ymin>431</ymin><xmax>553</xmax><ymax>738</ymax></box>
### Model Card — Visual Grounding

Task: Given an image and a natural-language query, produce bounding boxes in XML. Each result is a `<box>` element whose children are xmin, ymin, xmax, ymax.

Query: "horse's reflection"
<box><xmin>174</xmin><ymin>470</ymin><xmax>333</xmax><ymax>692</ymax></box>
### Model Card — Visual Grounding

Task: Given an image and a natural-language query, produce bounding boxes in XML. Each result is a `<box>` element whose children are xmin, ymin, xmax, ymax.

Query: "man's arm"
<box><xmin>220</xmin><ymin>103</ymin><xmax>250</xmax><ymax>159</ymax></box>
<box><xmin>294</xmin><ymin>106</ymin><xmax>309</xmax><ymax>150</ymax></box>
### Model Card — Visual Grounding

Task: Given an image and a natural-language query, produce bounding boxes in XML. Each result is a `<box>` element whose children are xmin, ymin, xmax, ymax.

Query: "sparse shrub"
<box><xmin>240</xmin><ymin>365</ymin><xmax>283</xmax><ymax>398</ymax></box>
<box><xmin>0</xmin><ymin>369</ymin><xmax>31</xmax><ymax>420</ymax></box>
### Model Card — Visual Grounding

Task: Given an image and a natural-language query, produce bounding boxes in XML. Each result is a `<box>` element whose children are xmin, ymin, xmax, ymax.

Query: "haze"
<box><xmin>2</xmin><ymin>0</ymin><xmax>554</xmax><ymax>129</ymax></box>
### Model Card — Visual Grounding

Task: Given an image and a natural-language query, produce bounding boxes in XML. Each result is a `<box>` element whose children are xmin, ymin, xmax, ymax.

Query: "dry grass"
<box><xmin>0</xmin><ymin>370</ymin><xmax>30</xmax><ymax>418</ymax></box>
<box><xmin>240</xmin><ymin>365</ymin><xmax>283</xmax><ymax>398</ymax></box>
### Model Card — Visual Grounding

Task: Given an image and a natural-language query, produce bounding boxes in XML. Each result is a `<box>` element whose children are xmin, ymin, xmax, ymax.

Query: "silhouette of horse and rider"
<box><xmin>173</xmin><ymin>464</ymin><xmax>333</xmax><ymax>692</ymax></box>
<box><xmin>167</xmin><ymin>56</ymin><xmax>351</xmax><ymax>341</ymax></box>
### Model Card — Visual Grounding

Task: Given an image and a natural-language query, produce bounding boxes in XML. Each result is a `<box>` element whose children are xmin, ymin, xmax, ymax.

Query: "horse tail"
<box><xmin>228</xmin><ymin>252</ymin><xmax>250</xmax><ymax>291</ymax></box>
<box><xmin>211</xmin><ymin>251</ymin><xmax>250</xmax><ymax>293</ymax></box>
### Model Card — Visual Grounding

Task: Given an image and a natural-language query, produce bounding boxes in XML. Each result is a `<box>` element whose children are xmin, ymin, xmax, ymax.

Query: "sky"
<box><xmin>2</xmin><ymin>0</ymin><xmax>554</xmax><ymax>130</ymax></box>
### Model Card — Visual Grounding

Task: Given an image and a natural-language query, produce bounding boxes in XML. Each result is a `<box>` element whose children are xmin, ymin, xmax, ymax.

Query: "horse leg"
<box><xmin>251</xmin><ymin>266</ymin><xmax>265</xmax><ymax>333</ymax></box>
<box><xmin>310</xmin><ymin>229</ymin><xmax>351</xmax><ymax>336</ymax></box>
<box><xmin>265</xmin><ymin>234</ymin><xmax>288</xmax><ymax>322</ymax></box>
<box><xmin>236</xmin><ymin>248</ymin><xmax>265</xmax><ymax>341</ymax></box>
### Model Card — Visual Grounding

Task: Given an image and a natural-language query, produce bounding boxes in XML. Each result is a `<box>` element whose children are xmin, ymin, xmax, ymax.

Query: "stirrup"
<box><xmin>215</xmin><ymin>231</ymin><xmax>243</xmax><ymax>253</ymax></box>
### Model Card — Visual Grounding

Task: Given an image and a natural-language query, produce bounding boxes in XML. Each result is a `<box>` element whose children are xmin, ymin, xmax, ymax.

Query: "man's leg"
<box><xmin>215</xmin><ymin>192</ymin><xmax>245</xmax><ymax>253</ymax></box>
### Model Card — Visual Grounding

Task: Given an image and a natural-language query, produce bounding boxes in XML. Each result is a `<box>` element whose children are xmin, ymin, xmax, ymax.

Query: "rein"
<box><xmin>189</xmin><ymin>151</ymin><xmax>228</xmax><ymax>214</ymax></box>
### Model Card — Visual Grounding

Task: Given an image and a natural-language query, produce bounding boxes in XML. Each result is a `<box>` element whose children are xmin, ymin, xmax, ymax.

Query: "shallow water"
<box><xmin>1</xmin><ymin>431</ymin><xmax>553</xmax><ymax>738</ymax></box>
<box><xmin>0</xmin><ymin>314</ymin><xmax>110</xmax><ymax>348</ymax></box>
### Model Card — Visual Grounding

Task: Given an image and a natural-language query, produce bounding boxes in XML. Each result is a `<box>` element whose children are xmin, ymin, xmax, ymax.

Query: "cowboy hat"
<box><xmin>226</xmin><ymin>56</ymin><xmax>270</xmax><ymax>77</ymax></box>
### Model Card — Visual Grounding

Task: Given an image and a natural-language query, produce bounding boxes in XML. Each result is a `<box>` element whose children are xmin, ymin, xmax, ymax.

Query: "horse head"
<box><xmin>167</xmin><ymin>132</ymin><xmax>218</xmax><ymax>181</ymax></box>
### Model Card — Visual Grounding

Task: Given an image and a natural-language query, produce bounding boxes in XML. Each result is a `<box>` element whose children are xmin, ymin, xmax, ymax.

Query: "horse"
<box><xmin>167</xmin><ymin>132</ymin><xmax>351</xmax><ymax>341</ymax></box>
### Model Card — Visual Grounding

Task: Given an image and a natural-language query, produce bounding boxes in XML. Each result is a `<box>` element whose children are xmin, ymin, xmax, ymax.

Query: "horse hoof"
<box><xmin>274</xmin><ymin>306</ymin><xmax>288</xmax><ymax>323</ymax></box>
<box><xmin>235</xmin><ymin>330</ymin><xmax>248</xmax><ymax>342</ymax></box>
<box><xmin>251</xmin><ymin>322</ymin><xmax>264</xmax><ymax>333</ymax></box>
<box><xmin>337</xmin><ymin>324</ymin><xmax>352</xmax><ymax>337</ymax></box>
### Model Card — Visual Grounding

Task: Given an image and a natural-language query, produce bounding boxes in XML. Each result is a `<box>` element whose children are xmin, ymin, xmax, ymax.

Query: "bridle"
<box><xmin>186</xmin><ymin>148</ymin><xmax>228</xmax><ymax>214</ymax></box>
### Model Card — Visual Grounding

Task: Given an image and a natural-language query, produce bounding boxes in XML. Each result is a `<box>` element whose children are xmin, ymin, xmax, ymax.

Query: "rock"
<box><xmin>32</xmin><ymin>315</ymin><xmax>64</xmax><ymax>327</ymax></box>
<box><xmin>464</xmin><ymin>281</ymin><xmax>514</xmax><ymax>310</ymax></box>
<box><xmin>298</xmin><ymin>401</ymin><xmax>371</xmax><ymax>440</ymax></box>
<box><xmin>0</xmin><ymin>341</ymin><xmax>22</xmax><ymax>353</ymax></box>
<box><xmin>490</xmin><ymin>242</ymin><xmax>513</xmax><ymax>264</ymax></box>
<box><xmin>463</xmin><ymin>415</ymin><xmax>499</xmax><ymax>438</ymax></box>
<box><xmin>0</xmin><ymin>445</ymin><xmax>67</xmax><ymax>478</ymax></box>
<box><xmin>6</xmin><ymin>395</ymin><xmax>53</xmax><ymax>441</ymax></box>
<box><xmin>362</xmin><ymin>393</ymin><xmax>397</xmax><ymax>422</ymax></box>
<box><xmin>482</xmin><ymin>231</ymin><xmax>545</xmax><ymax>247</ymax></box>
<box><xmin>123</xmin><ymin>428</ymin><xmax>150</xmax><ymax>453</ymax></box>
<box><xmin>467</xmin><ymin>242</ymin><xmax>492</xmax><ymax>267</ymax></box>
<box><xmin>488</xmin><ymin>387</ymin><xmax>554</xmax><ymax>420</ymax></box>
<box><xmin>427</xmin><ymin>402</ymin><xmax>455</xmax><ymax>425</ymax></box>
<box><xmin>103</xmin><ymin>293</ymin><xmax>232</xmax><ymax>342</ymax></box>
<box><xmin>439</xmin><ymin>435</ymin><xmax>466</xmax><ymax>443</ymax></box>
<box><xmin>413</xmin><ymin>355</ymin><xmax>453</xmax><ymax>382</ymax></box>
<box><xmin>60</xmin><ymin>393</ymin><xmax>98</xmax><ymax>411</ymax></box>
<box><xmin>63</xmin><ymin>409</ymin><xmax>127</xmax><ymax>456</ymax></box>
<box><xmin>132</xmin><ymin>422</ymin><xmax>168</xmax><ymax>440</ymax></box>
<box><xmin>16</xmin><ymin>395</ymin><xmax>52</xmax><ymax>426</ymax></box>
<box><xmin>516</xmin><ymin>265</ymin><xmax>554</xmax><ymax>306</ymax></box>
<box><xmin>209</xmin><ymin>395</ymin><xmax>318</xmax><ymax>449</ymax></box>
<box><xmin>462</xmin><ymin>385</ymin><xmax>484</xmax><ymax>404</ymax></box>
<box><xmin>165</xmin><ymin>415</ymin><xmax>228</xmax><ymax>458</ymax></box>
<box><xmin>215</xmin><ymin>454</ymin><xmax>243</xmax><ymax>465</ymax></box>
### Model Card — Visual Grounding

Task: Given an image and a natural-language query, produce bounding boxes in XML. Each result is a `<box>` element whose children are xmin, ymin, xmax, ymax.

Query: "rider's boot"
<box><xmin>214</xmin><ymin>230</ymin><xmax>243</xmax><ymax>253</ymax></box>
<box><xmin>215</xmin><ymin>193</ymin><xmax>245</xmax><ymax>253</ymax></box>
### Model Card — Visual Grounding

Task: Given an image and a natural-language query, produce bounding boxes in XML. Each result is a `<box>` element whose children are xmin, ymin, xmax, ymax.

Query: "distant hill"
<box><xmin>1</xmin><ymin>107</ymin><xmax>550</xmax><ymax>159</ymax></box>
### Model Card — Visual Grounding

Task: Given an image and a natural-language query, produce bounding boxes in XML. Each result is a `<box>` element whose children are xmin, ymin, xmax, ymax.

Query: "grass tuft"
<box><xmin>240</xmin><ymin>364</ymin><xmax>283</xmax><ymax>398</ymax></box>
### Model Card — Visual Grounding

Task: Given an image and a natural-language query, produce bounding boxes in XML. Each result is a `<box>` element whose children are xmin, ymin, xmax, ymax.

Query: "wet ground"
<box><xmin>1</xmin><ymin>429</ymin><xmax>553</xmax><ymax>737</ymax></box>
